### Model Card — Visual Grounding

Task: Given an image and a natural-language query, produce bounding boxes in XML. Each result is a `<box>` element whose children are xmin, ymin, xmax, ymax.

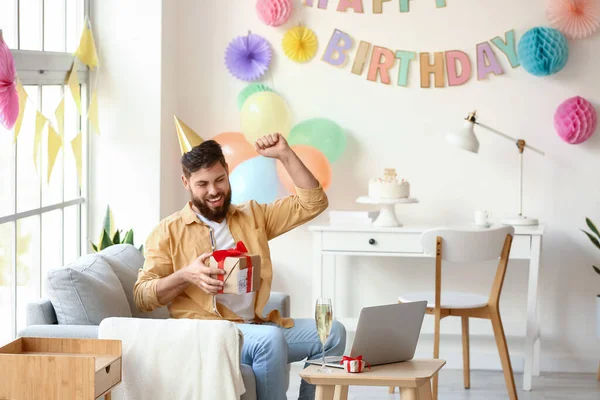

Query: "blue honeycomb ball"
<box><xmin>518</xmin><ymin>27</ymin><xmax>569</xmax><ymax>77</ymax></box>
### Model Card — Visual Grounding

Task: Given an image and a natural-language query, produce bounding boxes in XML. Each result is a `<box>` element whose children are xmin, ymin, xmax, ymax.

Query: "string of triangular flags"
<box><xmin>10</xmin><ymin>16</ymin><xmax>100</xmax><ymax>187</ymax></box>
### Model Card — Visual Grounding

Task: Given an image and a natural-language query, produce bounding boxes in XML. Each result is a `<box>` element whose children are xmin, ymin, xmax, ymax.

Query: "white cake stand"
<box><xmin>356</xmin><ymin>196</ymin><xmax>419</xmax><ymax>227</ymax></box>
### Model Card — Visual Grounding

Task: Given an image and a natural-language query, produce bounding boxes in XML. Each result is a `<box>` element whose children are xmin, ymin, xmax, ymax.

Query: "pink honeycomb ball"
<box><xmin>554</xmin><ymin>96</ymin><xmax>597</xmax><ymax>144</ymax></box>
<box><xmin>256</xmin><ymin>0</ymin><xmax>292</xmax><ymax>27</ymax></box>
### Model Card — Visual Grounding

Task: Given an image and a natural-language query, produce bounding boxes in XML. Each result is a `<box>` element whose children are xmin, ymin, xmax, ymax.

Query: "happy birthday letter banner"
<box><xmin>321</xmin><ymin>28</ymin><xmax>519</xmax><ymax>88</ymax></box>
<box><xmin>305</xmin><ymin>0</ymin><xmax>449</xmax><ymax>13</ymax></box>
<box><xmin>304</xmin><ymin>1</ymin><xmax>521</xmax><ymax>88</ymax></box>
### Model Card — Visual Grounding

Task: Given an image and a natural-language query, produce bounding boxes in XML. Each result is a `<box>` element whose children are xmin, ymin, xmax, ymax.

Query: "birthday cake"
<box><xmin>368</xmin><ymin>168</ymin><xmax>410</xmax><ymax>199</ymax></box>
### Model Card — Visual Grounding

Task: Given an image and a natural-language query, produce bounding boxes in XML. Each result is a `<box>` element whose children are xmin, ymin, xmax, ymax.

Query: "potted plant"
<box><xmin>91</xmin><ymin>206</ymin><xmax>143</xmax><ymax>253</ymax></box>
<box><xmin>582</xmin><ymin>217</ymin><xmax>600</xmax><ymax>338</ymax></box>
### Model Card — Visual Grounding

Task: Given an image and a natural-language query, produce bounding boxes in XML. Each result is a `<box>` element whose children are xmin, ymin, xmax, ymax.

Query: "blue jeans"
<box><xmin>238</xmin><ymin>319</ymin><xmax>346</xmax><ymax>400</ymax></box>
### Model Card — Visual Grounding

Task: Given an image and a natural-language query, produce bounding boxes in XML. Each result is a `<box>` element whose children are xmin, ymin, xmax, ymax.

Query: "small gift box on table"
<box><xmin>209</xmin><ymin>241</ymin><xmax>261</xmax><ymax>295</ymax></box>
<box><xmin>342</xmin><ymin>355</ymin><xmax>370</xmax><ymax>373</ymax></box>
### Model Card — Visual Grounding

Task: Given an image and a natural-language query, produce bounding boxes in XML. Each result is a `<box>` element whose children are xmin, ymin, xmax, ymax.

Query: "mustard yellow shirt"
<box><xmin>133</xmin><ymin>185</ymin><xmax>328</xmax><ymax>328</ymax></box>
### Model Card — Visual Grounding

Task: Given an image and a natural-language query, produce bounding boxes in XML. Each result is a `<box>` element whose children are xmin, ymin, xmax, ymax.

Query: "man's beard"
<box><xmin>191</xmin><ymin>189</ymin><xmax>232</xmax><ymax>222</ymax></box>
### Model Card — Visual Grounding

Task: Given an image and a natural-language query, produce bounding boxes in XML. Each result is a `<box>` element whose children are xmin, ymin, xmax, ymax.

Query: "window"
<box><xmin>0</xmin><ymin>0</ymin><xmax>90</xmax><ymax>344</ymax></box>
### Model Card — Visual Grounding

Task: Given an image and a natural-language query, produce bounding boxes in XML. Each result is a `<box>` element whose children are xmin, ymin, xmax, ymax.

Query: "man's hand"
<box><xmin>255</xmin><ymin>133</ymin><xmax>319</xmax><ymax>190</ymax></box>
<box><xmin>254</xmin><ymin>133</ymin><xmax>292</xmax><ymax>160</ymax></box>
<box><xmin>182</xmin><ymin>252</ymin><xmax>225</xmax><ymax>295</ymax></box>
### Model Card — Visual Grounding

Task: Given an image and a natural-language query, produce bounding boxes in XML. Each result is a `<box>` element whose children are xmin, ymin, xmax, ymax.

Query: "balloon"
<box><xmin>240</xmin><ymin>92</ymin><xmax>292</xmax><ymax>143</ymax></box>
<box><xmin>237</xmin><ymin>83</ymin><xmax>273</xmax><ymax>110</ymax></box>
<box><xmin>288</xmin><ymin>118</ymin><xmax>347</xmax><ymax>163</ymax></box>
<box><xmin>230</xmin><ymin>156</ymin><xmax>281</xmax><ymax>204</ymax></box>
<box><xmin>277</xmin><ymin>145</ymin><xmax>332</xmax><ymax>193</ymax></box>
<box><xmin>213</xmin><ymin>132</ymin><xmax>258</xmax><ymax>172</ymax></box>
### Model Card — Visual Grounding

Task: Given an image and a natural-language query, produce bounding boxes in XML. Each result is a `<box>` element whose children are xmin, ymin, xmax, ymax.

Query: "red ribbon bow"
<box><xmin>213</xmin><ymin>241</ymin><xmax>248</xmax><ymax>261</ymax></box>
<box><xmin>341</xmin><ymin>355</ymin><xmax>371</xmax><ymax>369</ymax></box>
<box><xmin>213</xmin><ymin>241</ymin><xmax>253</xmax><ymax>294</ymax></box>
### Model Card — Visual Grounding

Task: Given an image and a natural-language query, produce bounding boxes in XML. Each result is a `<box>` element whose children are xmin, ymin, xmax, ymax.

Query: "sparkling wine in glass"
<box><xmin>315</xmin><ymin>298</ymin><xmax>333</xmax><ymax>373</ymax></box>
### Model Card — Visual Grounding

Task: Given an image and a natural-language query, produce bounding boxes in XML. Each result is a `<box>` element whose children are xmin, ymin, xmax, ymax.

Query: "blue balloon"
<box><xmin>230</xmin><ymin>156</ymin><xmax>281</xmax><ymax>204</ymax></box>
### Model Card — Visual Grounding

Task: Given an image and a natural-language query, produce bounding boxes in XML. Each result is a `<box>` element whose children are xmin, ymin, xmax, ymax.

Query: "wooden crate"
<box><xmin>0</xmin><ymin>337</ymin><xmax>122</xmax><ymax>400</ymax></box>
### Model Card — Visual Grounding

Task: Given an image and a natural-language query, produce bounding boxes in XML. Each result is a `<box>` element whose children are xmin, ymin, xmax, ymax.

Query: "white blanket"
<box><xmin>98</xmin><ymin>317</ymin><xmax>246</xmax><ymax>400</ymax></box>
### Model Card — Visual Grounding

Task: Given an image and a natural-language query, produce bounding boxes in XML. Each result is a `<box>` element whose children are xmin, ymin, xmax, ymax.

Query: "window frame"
<box><xmin>1</xmin><ymin>0</ymin><xmax>91</xmax><ymax>340</ymax></box>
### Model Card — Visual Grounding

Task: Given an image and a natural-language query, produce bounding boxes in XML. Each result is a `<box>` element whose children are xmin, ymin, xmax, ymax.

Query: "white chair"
<box><xmin>389</xmin><ymin>226</ymin><xmax>518</xmax><ymax>400</ymax></box>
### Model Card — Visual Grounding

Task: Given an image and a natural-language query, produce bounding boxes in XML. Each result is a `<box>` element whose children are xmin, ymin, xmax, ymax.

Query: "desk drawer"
<box><xmin>95</xmin><ymin>358</ymin><xmax>121</xmax><ymax>398</ymax></box>
<box><xmin>322</xmin><ymin>231</ymin><xmax>422</xmax><ymax>253</ymax></box>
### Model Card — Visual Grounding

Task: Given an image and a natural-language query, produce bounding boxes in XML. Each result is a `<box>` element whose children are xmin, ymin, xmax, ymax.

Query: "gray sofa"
<box><xmin>18</xmin><ymin>244</ymin><xmax>291</xmax><ymax>400</ymax></box>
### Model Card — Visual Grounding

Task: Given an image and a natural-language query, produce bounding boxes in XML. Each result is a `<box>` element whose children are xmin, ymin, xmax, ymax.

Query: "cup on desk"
<box><xmin>474</xmin><ymin>210</ymin><xmax>491</xmax><ymax>227</ymax></box>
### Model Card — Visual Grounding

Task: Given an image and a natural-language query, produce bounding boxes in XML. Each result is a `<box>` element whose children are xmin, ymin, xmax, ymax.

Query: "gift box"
<box><xmin>209</xmin><ymin>241</ymin><xmax>261</xmax><ymax>295</ymax></box>
<box><xmin>341</xmin><ymin>356</ymin><xmax>369</xmax><ymax>373</ymax></box>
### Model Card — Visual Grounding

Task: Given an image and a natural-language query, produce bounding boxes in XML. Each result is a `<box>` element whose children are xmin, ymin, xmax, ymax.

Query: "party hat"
<box><xmin>174</xmin><ymin>115</ymin><xmax>203</xmax><ymax>154</ymax></box>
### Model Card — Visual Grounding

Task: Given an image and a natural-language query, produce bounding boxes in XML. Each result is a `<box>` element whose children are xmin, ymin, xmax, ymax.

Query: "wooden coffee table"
<box><xmin>300</xmin><ymin>359</ymin><xmax>445</xmax><ymax>400</ymax></box>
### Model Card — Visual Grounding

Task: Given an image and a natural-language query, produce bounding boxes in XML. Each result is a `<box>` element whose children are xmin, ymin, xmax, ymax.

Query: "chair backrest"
<box><xmin>420</xmin><ymin>226</ymin><xmax>515</xmax><ymax>263</ymax></box>
<box><xmin>421</xmin><ymin>226</ymin><xmax>515</xmax><ymax>308</ymax></box>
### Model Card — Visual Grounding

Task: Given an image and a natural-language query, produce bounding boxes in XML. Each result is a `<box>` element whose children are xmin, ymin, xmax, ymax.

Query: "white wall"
<box><xmin>91</xmin><ymin>0</ymin><xmax>186</xmax><ymax>245</ymax></box>
<box><xmin>92</xmin><ymin>0</ymin><xmax>600</xmax><ymax>373</ymax></box>
<box><xmin>159</xmin><ymin>1</ymin><xmax>184</xmax><ymax>218</ymax></box>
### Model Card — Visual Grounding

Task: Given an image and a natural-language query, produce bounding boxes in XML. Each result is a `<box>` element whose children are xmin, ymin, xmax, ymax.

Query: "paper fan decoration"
<box><xmin>256</xmin><ymin>0</ymin><xmax>293</xmax><ymax>27</ymax></box>
<box><xmin>546</xmin><ymin>0</ymin><xmax>600</xmax><ymax>39</ymax></box>
<box><xmin>518</xmin><ymin>27</ymin><xmax>569</xmax><ymax>77</ymax></box>
<box><xmin>282</xmin><ymin>26</ymin><xmax>318</xmax><ymax>63</ymax></box>
<box><xmin>225</xmin><ymin>32</ymin><xmax>272</xmax><ymax>82</ymax></box>
<box><xmin>554</xmin><ymin>96</ymin><xmax>597</xmax><ymax>144</ymax></box>
<box><xmin>237</xmin><ymin>83</ymin><xmax>274</xmax><ymax>110</ymax></box>
<box><xmin>0</xmin><ymin>32</ymin><xmax>18</xmax><ymax>130</ymax></box>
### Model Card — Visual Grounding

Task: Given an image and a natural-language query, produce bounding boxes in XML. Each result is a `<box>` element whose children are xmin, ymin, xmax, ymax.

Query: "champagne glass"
<box><xmin>314</xmin><ymin>298</ymin><xmax>333</xmax><ymax>373</ymax></box>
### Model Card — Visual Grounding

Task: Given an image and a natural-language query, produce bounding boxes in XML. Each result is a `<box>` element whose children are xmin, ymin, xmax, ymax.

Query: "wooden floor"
<box><xmin>287</xmin><ymin>364</ymin><xmax>600</xmax><ymax>400</ymax></box>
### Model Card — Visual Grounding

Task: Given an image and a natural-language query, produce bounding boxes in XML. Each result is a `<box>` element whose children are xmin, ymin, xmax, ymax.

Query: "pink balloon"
<box><xmin>256</xmin><ymin>0</ymin><xmax>293</xmax><ymax>27</ymax></box>
<box><xmin>554</xmin><ymin>96</ymin><xmax>597</xmax><ymax>144</ymax></box>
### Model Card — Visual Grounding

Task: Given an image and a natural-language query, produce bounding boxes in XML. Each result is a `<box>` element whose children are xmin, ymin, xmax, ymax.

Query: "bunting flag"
<box><xmin>67</xmin><ymin>62</ymin><xmax>81</xmax><ymax>114</ymax></box>
<box><xmin>33</xmin><ymin>111</ymin><xmax>47</xmax><ymax>171</ymax></box>
<box><xmin>88</xmin><ymin>91</ymin><xmax>100</xmax><ymax>135</ymax></box>
<box><xmin>71</xmin><ymin>132</ymin><xmax>83</xmax><ymax>188</ymax></box>
<box><xmin>55</xmin><ymin>99</ymin><xmax>65</xmax><ymax>138</ymax></box>
<box><xmin>13</xmin><ymin>80</ymin><xmax>27</xmax><ymax>143</ymax></box>
<box><xmin>47</xmin><ymin>125</ymin><xmax>63</xmax><ymax>183</ymax></box>
<box><xmin>75</xmin><ymin>20</ymin><xmax>99</xmax><ymax>69</ymax></box>
<box><xmin>8</xmin><ymin>15</ymin><xmax>99</xmax><ymax>183</ymax></box>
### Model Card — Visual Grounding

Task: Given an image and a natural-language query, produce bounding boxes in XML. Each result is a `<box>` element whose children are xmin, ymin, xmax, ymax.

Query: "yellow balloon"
<box><xmin>240</xmin><ymin>92</ymin><xmax>292</xmax><ymax>143</ymax></box>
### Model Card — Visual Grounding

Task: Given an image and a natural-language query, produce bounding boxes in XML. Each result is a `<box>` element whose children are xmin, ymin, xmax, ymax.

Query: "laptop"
<box><xmin>306</xmin><ymin>301</ymin><xmax>427</xmax><ymax>369</ymax></box>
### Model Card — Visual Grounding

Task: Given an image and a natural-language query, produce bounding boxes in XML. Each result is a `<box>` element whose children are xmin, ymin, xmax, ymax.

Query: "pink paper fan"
<box><xmin>256</xmin><ymin>0</ymin><xmax>293</xmax><ymax>27</ymax></box>
<box><xmin>546</xmin><ymin>0</ymin><xmax>600</xmax><ymax>39</ymax></box>
<box><xmin>0</xmin><ymin>35</ymin><xmax>18</xmax><ymax>130</ymax></box>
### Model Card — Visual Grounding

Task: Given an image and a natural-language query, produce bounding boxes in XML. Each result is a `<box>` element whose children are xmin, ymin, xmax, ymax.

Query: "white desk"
<box><xmin>309</xmin><ymin>224</ymin><xmax>545</xmax><ymax>392</ymax></box>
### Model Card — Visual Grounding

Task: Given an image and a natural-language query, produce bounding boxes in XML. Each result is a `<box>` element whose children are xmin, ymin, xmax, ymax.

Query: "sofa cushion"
<box><xmin>99</xmin><ymin>244</ymin><xmax>169</xmax><ymax>319</ymax></box>
<box><xmin>46</xmin><ymin>254</ymin><xmax>132</xmax><ymax>325</ymax></box>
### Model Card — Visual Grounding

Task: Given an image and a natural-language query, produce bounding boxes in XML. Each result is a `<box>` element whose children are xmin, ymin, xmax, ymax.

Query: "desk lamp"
<box><xmin>445</xmin><ymin>111</ymin><xmax>545</xmax><ymax>226</ymax></box>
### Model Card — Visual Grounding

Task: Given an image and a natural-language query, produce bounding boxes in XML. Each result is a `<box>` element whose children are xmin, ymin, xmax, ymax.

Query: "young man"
<box><xmin>134</xmin><ymin>133</ymin><xmax>346</xmax><ymax>400</ymax></box>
